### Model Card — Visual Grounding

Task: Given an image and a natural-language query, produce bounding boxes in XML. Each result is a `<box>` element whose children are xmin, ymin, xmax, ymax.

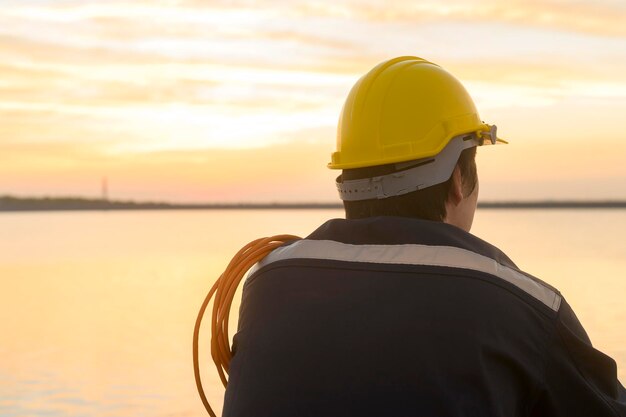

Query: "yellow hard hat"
<box><xmin>328</xmin><ymin>56</ymin><xmax>506</xmax><ymax>170</ymax></box>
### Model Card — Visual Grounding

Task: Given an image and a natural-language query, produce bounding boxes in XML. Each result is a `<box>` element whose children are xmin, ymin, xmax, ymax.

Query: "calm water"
<box><xmin>1</xmin><ymin>209</ymin><xmax>625</xmax><ymax>416</ymax></box>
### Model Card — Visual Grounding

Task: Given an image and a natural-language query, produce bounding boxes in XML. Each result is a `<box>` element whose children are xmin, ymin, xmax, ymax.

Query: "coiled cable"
<box><xmin>193</xmin><ymin>235</ymin><xmax>301</xmax><ymax>417</ymax></box>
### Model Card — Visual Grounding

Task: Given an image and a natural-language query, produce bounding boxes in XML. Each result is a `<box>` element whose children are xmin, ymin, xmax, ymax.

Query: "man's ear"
<box><xmin>448</xmin><ymin>165</ymin><xmax>464</xmax><ymax>206</ymax></box>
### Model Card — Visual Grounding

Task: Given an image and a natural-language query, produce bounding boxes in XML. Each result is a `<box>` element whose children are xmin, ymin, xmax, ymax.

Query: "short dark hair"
<box><xmin>342</xmin><ymin>147</ymin><xmax>477</xmax><ymax>221</ymax></box>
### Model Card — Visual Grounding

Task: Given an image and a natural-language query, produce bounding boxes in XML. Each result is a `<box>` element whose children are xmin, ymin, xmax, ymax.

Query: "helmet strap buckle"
<box><xmin>479</xmin><ymin>124</ymin><xmax>498</xmax><ymax>145</ymax></box>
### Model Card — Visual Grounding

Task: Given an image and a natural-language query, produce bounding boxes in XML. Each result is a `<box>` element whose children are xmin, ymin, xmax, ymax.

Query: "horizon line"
<box><xmin>1</xmin><ymin>195</ymin><xmax>626</xmax><ymax>212</ymax></box>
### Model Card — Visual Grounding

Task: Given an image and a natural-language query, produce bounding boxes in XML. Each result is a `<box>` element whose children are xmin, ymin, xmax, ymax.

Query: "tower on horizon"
<box><xmin>101</xmin><ymin>177</ymin><xmax>108</xmax><ymax>201</ymax></box>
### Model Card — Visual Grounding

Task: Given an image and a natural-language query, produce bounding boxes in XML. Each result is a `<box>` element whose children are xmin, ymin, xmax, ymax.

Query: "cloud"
<box><xmin>291</xmin><ymin>0</ymin><xmax>626</xmax><ymax>37</ymax></box>
<box><xmin>3</xmin><ymin>1</ymin><xmax>624</xmax><ymax>75</ymax></box>
<box><xmin>0</xmin><ymin>34</ymin><xmax>165</xmax><ymax>67</ymax></box>
<box><xmin>1</xmin><ymin>0</ymin><xmax>625</xmax><ymax>170</ymax></box>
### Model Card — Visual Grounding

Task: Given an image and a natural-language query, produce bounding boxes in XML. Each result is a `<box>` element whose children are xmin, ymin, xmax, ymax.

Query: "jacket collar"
<box><xmin>306</xmin><ymin>216</ymin><xmax>517</xmax><ymax>269</ymax></box>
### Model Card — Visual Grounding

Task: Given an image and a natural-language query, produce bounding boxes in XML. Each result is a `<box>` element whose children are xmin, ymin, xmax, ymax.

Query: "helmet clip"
<box><xmin>479</xmin><ymin>124</ymin><xmax>498</xmax><ymax>145</ymax></box>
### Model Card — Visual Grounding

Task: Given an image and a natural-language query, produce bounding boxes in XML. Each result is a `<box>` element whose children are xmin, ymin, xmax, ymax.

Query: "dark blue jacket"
<box><xmin>223</xmin><ymin>217</ymin><xmax>626</xmax><ymax>416</ymax></box>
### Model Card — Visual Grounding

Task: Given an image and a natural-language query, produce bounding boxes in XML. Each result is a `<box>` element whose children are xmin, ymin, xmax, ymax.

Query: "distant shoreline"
<box><xmin>1</xmin><ymin>196</ymin><xmax>626</xmax><ymax>212</ymax></box>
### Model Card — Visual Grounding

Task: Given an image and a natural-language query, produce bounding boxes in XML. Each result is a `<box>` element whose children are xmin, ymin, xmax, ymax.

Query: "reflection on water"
<box><xmin>0</xmin><ymin>209</ymin><xmax>624</xmax><ymax>416</ymax></box>
<box><xmin>0</xmin><ymin>371</ymin><xmax>167</xmax><ymax>417</ymax></box>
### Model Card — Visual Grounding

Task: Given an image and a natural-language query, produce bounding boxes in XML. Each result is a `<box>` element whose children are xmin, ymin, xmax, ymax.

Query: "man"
<box><xmin>222</xmin><ymin>56</ymin><xmax>626</xmax><ymax>416</ymax></box>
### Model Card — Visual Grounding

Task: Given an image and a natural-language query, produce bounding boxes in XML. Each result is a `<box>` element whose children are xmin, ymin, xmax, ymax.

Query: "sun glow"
<box><xmin>1</xmin><ymin>0</ymin><xmax>625</xmax><ymax>201</ymax></box>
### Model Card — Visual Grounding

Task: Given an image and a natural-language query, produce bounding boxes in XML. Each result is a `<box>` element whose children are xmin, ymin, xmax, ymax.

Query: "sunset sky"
<box><xmin>1</xmin><ymin>0</ymin><xmax>625</xmax><ymax>202</ymax></box>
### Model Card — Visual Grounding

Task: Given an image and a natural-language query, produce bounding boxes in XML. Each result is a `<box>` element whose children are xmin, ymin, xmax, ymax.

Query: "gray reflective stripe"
<box><xmin>251</xmin><ymin>239</ymin><xmax>562</xmax><ymax>311</ymax></box>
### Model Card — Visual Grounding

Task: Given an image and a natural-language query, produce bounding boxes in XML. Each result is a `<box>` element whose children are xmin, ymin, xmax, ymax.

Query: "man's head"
<box><xmin>328</xmin><ymin>56</ymin><xmax>505</xmax><ymax>231</ymax></box>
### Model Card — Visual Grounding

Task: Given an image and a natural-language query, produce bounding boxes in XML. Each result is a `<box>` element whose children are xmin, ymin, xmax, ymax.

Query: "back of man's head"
<box><xmin>342</xmin><ymin>147</ymin><xmax>477</xmax><ymax>221</ymax></box>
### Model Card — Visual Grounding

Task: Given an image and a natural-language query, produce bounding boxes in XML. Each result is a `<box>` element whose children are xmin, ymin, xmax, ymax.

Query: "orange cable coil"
<box><xmin>193</xmin><ymin>234</ymin><xmax>301</xmax><ymax>417</ymax></box>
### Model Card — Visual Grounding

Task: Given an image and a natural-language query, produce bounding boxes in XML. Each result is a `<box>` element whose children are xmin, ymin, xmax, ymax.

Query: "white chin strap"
<box><xmin>336</xmin><ymin>134</ymin><xmax>480</xmax><ymax>202</ymax></box>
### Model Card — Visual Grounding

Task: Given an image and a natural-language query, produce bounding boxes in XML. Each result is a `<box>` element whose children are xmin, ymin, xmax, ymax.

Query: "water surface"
<box><xmin>1</xmin><ymin>209</ymin><xmax>624</xmax><ymax>416</ymax></box>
